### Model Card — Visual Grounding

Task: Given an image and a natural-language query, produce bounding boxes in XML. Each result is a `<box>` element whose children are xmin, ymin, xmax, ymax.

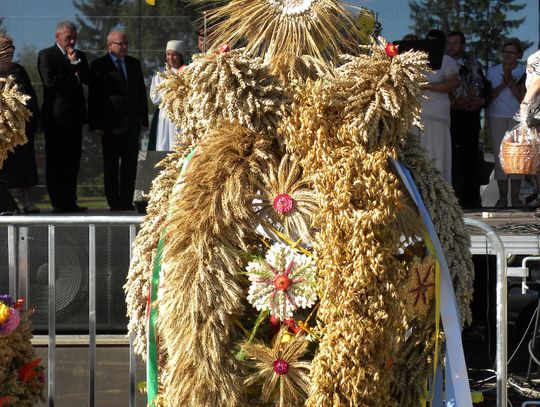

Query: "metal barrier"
<box><xmin>464</xmin><ymin>217</ymin><xmax>507</xmax><ymax>407</ymax></box>
<box><xmin>0</xmin><ymin>215</ymin><xmax>143</xmax><ymax>407</ymax></box>
<box><xmin>0</xmin><ymin>216</ymin><xmax>510</xmax><ymax>406</ymax></box>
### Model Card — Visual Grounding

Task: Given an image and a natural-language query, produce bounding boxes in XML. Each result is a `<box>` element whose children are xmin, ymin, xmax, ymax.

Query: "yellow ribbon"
<box><xmin>424</xmin><ymin>234</ymin><xmax>441</xmax><ymax>404</ymax></box>
<box><xmin>260</xmin><ymin>221</ymin><xmax>313</xmax><ymax>258</ymax></box>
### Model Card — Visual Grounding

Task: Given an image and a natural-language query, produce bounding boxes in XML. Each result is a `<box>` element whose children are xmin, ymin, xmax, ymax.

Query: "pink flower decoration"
<box><xmin>0</xmin><ymin>308</ymin><xmax>20</xmax><ymax>336</ymax></box>
<box><xmin>273</xmin><ymin>358</ymin><xmax>289</xmax><ymax>375</ymax></box>
<box><xmin>273</xmin><ymin>193</ymin><xmax>294</xmax><ymax>214</ymax></box>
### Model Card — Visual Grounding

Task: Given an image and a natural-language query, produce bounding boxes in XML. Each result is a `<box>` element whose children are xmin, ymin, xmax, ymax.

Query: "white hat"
<box><xmin>166</xmin><ymin>40</ymin><xmax>185</xmax><ymax>56</ymax></box>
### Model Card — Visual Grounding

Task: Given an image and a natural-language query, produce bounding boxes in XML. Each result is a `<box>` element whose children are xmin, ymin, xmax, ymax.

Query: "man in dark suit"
<box><xmin>37</xmin><ymin>21</ymin><xmax>89</xmax><ymax>212</ymax></box>
<box><xmin>89</xmin><ymin>31</ymin><xmax>148</xmax><ymax>211</ymax></box>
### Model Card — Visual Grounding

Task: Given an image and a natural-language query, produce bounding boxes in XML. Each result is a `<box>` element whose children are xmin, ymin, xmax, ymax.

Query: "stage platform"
<box><xmin>464</xmin><ymin>208</ymin><xmax>540</xmax><ymax>255</ymax></box>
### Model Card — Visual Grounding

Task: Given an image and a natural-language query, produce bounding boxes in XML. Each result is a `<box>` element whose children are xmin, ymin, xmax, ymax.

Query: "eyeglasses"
<box><xmin>110</xmin><ymin>41</ymin><xmax>129</xmax><ymax>47</ymax></box>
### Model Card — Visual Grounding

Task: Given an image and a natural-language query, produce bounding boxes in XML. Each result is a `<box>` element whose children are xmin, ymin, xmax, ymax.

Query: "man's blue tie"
<box><xmin>116</xmin><ymin>59</ymin><xmax>127</xmax><ymax>81</ymax></box>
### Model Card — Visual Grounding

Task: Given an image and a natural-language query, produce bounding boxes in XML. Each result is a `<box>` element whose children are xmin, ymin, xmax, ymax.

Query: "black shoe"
<box><xmin>121</xmin><ymin>204</ymin><xmax>135</xmax><ymax>211</ymax></box>
<box><xmin>53</xmin><ymin>205</ymin><xmax>88</xmax><ymax>213</ymax></box>
<box><xmin>70</xmin><ymin>205</ymin><xmax>88</xmax><ymax>213</ymax></box>
<box><xmin>110</xmin><ymin>205</ymin><xmax>123</xmax><ymax>211</ymax></box>
<box><xmin>23</xmin><ymin>203</ymin><xmax>40</xmax><ymax>214</ymax></box>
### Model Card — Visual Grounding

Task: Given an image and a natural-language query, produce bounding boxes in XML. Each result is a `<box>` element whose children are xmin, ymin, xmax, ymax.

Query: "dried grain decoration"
<box><xmin>191</xmin><ymin>0</ymin><xmax>360</xmax><ymax>65</ymax></box>
<box><xmin>284</xmin><ymin>48</ymin><xmax>429</xmax><ymax>160</ymax></box>
<box><xmin>268</xmin><ymin>52</ymin><xmax>334</xmax><ymax>84</ymax></box>
<box><xmin>243</xmin><ymin>329</ymin><xmax>311</xmax><ymax>406</ymax></box>
<box><xmin>156</xmin><ymin>49</ymin><xmax>288</xmax><ymax>146</ymax></box>
<box><xmin>124</xmin><ymin>150</ymin><xmax>186</xmax><ymax>359</ymax></box>
<box><xmin>255</xmin><ymin>154</ymin><xmax>318</xmax><ymax>244</ymax></box>
<box><xmin>281</xmin><ymin>44</ymin><xmax>432</xmax><ymax>405</ymax></box>
<box><xmin>0</xmin><ymin>75</ymin><xmax>30</xmax><ymax>167</ymax></box>
<box><xmin>304</xmin><ymin>146</ymin><xmax>406</xmax><ymax>406</ymax></box>
<box><xmin>397</xmin><ymin>132</ymin><xmax>474</xmax><ymax>325</ymax></box>
<box><xmin>156</xmin><ymin>124</ymin><xmax>278</xmax><ymax>406</ymax></box>
<box><xmin>390</xmin><ymin>312</ymin><xmax>440</xmax><ymax>405</ymax></box>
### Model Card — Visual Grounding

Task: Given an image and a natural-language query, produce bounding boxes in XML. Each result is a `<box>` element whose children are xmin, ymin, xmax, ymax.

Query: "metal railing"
<box><xmin>0</xmin><ymin>216</ymin><xmax>510</xmax><ymax>406</ymax></box>
<box><xmin>0</xmin><ymin>215</ymin><xmax>143</xmax><ymax>407</ymax></box>
<box><xmin>465</xmin><ymin>218</ymin><xmax>507</xmax><ymax>407</ymax></box>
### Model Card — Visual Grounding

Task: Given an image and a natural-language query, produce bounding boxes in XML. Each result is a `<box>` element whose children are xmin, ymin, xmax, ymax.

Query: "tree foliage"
<box><xmin>408</xmin><ymin>0</ymin><xmax>530</xmax><ymax>69</ymax></box>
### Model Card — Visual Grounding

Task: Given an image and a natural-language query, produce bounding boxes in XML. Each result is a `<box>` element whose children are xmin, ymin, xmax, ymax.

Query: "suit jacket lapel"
<box><xmin>105</xmin><ymin>54</ymin><xmax>128</xmax><ymax>88</ymax></box>
<box><xmin>52</xmin><ymin>44</ymin><xmax>69</xmax><ymax>65</ymax></box>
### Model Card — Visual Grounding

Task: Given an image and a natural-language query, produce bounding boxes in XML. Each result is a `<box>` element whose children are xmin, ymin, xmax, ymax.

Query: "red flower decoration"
<box><xmin>14</xmin><ymin>298</ymin><xmax>24</xmax><ymax>309</ymax></box>
<box><xmin>217</xmin><ymin>44</ymin><xmax>231</xmax><ymax>53</ymax></box>
<box><xmin>385</xmin><ymin>43</ymin><xmax>399</xmax><ymax>58</ymax></box>
<box><xmin>284</xmin><ymin>318</ymin><xmax>302</xmax><ymax>334</ymax></box>
<box><xmin>273</xmin><ymin>358</ymin><xmax>289</xmax><ymax>375</ymax></box>
<box><xmin>273</xmin><ymin>193</ymin><xmax>294</xmax><ymax>214</ymax></box>
<box><xmin>0</xmin><ymin>396</ymin><xmax>12</xmax><ymax>407</ymax></box>
<box><xmin>18</xmin><ymin>358</ymin><xmax>42</xmax><ymax>383</ymax></box>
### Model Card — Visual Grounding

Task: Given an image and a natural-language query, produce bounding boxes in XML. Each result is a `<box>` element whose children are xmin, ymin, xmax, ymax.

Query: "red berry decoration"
<box><xmin>385</xmin><ymin>43</ymin><xmax>399</xmax><ymax>58</ymax></box>
<box><xmin>274</xmin><ymin>274</ymin><xmax>290</xmax><ymax>291</ymax></box>
<box><xmin>218</xmin><ymin>43</ymin><xmax>231</xmax><ymax>53</ymax></box>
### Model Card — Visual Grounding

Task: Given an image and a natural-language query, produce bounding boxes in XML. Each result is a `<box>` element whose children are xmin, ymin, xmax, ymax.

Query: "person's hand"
<box><xmin>451</xmin><ymin>95</ymin><xmax>470</xmax><ymax>110</ymax></box>
<box><xmin>94</xmin><ymin>129</ymin><xmax>105</xmax><ymax>137</ymax></box>
<box><xmin>464</xmin><ymin>96</ymin><xmax>485</xmax><ymax>111</ymax></box>
<box><xmin>514</xmin><ymin>102</ymin><xmax>529</xmax><ymax>124</ymax></box>
<box><xmin>66</xmin><ymin>46</ymin><xmax>78</xmax><ymax>63</ymax></box>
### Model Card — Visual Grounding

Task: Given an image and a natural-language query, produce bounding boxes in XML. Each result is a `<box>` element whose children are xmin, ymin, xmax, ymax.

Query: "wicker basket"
<box><xmin>500</xmin><ymin>128</ymin><xmax>540</xmax><ymax>174</ymax></box>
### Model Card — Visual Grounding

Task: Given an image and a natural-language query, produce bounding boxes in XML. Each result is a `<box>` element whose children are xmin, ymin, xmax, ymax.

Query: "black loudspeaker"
<box><xmin>133</xmin><ymin>151</ymin><xmax>169</xmax><ymax>214</ymax></box>
<box><xmin>0</xmin><ymin>225</ymin><xmax>135</xmax><ymax>334</ymax></box>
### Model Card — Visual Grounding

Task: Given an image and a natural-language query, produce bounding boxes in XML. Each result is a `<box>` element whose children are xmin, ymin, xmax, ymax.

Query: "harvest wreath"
<box><xmin>124</xmin><ymin>1</ymin><xmax>474</xmax><ymax>406</ymax></box>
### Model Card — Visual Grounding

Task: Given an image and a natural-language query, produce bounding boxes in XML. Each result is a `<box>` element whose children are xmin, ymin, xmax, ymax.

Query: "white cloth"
<box><xmin>526</xmin><ymin>50</ymin><xmax>540</xmax><ymax>88</ymax></box>
<box><xmin>150</xmin><ymin>67</ymin><xmax>181</xmax><ymax>151</ymax></box>
<box><xmin>166</xmin><ymin>40</ymin><xmax>185</xmax><ymax>56</ymax></box>
<box><xmin>419</xmin><ymin>54</ymin><xmax>457</xmax><ymax>184</ymax></box>
<box><xmin>419</xmin><ymin>120</ymin><xmax>452</xmax><ymax>184</ymax></box>
<box><xmin>420</xmin><ymin>55</ymin><xmax>459</xmax><ymax>126</ymax></box>
<box><xmin>486</xmin><ymin>63</ymin><xmax>526</xmax><ymax>118</ymax></box>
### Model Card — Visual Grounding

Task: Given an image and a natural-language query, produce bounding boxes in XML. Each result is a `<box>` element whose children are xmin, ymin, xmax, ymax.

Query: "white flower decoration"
<box><xmin>246</xmin><ymin>243</ymin><xmax>317</xmax><ymax>320</ymax></box>
<box><xmin>267</xmin><ymin>0</ymin><xmax>314</xmax><ymax>15</ymax></box>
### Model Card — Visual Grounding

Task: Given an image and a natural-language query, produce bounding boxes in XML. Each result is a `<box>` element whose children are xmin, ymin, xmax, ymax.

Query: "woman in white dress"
<box><xmin>150</xmin><ymin>40</ymin><xmax>186</xmax><ymax>151</ymax></box>
<box><xmin>419</xmin><ymin>29</ymin><xmax>459</xmax><ymax>184</ymax></box>
<box><xmin>486</xmin><ymin>38</ymin><xmax>526</xmax><ymax>208</ymax></box>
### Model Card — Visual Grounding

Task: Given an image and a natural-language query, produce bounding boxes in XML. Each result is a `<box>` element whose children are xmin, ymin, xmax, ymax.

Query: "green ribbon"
<box><xmin>146</xmin><ymin>237</ymin><xmax>164</xmax><ymax>405</ymax></box>
<box><xmin>146</xmin><ymin>147</ymin><xmax>199</xmax><ymax>406</ymax></box>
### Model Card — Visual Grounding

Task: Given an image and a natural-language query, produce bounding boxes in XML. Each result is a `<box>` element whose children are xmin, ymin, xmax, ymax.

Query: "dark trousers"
<box><xmin>44</xmin><ymin>122</ymin><xmax>82</xmax><ymax>209</ymax></box>
<box><xmin>450</xmin><ymin>109</ymin><xmax>482</xmax><ymax>208</ymax></box>
<box><xmin>101</xmin><ymin>130</ymin><xmax>139</xmax><ymax>208</ymax></box>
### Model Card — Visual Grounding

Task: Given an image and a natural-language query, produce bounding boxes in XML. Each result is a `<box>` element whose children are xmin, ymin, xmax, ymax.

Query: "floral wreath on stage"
<box><xmin>0</xmin><ymin>295</ymin><xmax>45</xmax><ymax>406</ymax></box>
